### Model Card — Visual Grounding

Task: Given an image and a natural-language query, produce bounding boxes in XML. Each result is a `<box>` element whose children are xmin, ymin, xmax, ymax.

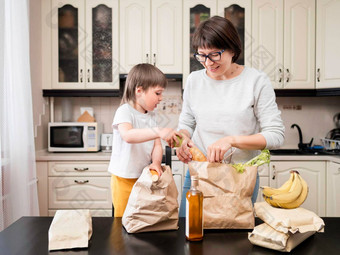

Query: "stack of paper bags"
<box><xmin>248</xmin><ymin>202</ymin><xmax>325</xmax><ymax>252</ymax></box>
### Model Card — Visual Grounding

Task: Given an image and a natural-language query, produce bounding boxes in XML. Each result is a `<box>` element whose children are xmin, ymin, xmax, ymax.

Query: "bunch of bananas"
<box><xmin>261</xmin><ymin>171</ymin><xmax>308</xmax><ymax>209</ymax></box>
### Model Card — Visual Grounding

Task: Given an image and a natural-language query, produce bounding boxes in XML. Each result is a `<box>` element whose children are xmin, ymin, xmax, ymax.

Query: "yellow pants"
<box><xmin>111</xmin><ymin>175</ymin><xmax>138</xmax><ymax>217</ymax></box>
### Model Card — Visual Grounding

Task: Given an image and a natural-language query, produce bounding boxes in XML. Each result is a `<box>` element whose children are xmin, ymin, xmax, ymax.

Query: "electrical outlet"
<box><xmin>283</xmin><ymin>105</ymin><xmax>302</xmax><ymax>110</ymax></box>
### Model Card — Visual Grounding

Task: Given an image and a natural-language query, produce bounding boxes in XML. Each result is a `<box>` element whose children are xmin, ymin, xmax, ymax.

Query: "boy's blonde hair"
<box><xmin>121</xmin><ymin>63</ymin><xmax>167</xmax><ymax>105</ymax></box>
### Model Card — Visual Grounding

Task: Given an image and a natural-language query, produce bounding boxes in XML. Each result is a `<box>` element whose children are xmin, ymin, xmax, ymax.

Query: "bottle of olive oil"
<box><xmin>186</xmin><ymin>175</ymin><xmax>203</xmax><ymax>241</ymax></box>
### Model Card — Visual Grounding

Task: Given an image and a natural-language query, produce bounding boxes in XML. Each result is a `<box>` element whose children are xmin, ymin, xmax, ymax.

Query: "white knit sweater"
<box><xmin>178</xmin><ymin>67</ymin><xmax>285</xmax><ymax>163</ymax></box>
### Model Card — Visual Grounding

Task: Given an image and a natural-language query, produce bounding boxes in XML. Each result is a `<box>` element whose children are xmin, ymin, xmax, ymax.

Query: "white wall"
<box><xmin>30</xmin><ymin>0</ymin><xmax>49</xmax><ymax>151</ymax></box>
<box><xmin>49</xmin><ymin>91</ymin><xmax>340</xmax><ymax>150</ymax></box>
<box><xmin>277</xmin><ymin>97</ymin><xmax>340</xmax><ymax>149</ymax></box>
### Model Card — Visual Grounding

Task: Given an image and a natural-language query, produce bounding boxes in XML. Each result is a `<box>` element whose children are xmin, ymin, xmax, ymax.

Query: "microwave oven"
<box><xmin>48</xmin><ymin>122</ymin><xmax>103</xmax><ymax>152</ymax></box>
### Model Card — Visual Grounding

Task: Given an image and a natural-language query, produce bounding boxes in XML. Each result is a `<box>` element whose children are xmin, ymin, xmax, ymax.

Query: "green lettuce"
<box><xmin>232</xmin><ymin>149</ymin><xmax>270</xmax><ymax>173</ymax></box>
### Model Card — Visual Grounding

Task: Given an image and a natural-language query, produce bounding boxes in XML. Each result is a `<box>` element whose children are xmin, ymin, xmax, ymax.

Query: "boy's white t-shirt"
<box><xmin>108</xmin><ymin>103</ymin><xmax>157</xmax><ymax>178</ymax></box>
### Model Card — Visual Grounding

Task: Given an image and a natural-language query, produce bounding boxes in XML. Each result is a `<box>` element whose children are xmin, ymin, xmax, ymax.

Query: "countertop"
<box><xmin>0</xmin><ymin>217</ymin><xmax>339</xmax><ymax>255</ymax></box>
<box><xmin>36</xmin><ymin>149</ymin><xmax>340</xmax><ymax>163</ymax></box>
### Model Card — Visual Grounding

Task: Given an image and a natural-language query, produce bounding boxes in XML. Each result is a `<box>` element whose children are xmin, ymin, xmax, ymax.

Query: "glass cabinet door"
<box><xmin>218</xmin><ymin>0</ymin><xmax>252</xmax><ymax>67</ymax></box>
<box><xmin>183</xmin><ymin>1</ymin><xmax>216</xmax><ymax>87</ymax></box>
<box><xmin>86</xmin><ymin>0</ymin><xmax>119</xmax><ymax>89</ymax></box>
<box><xmin>58</xmin><ymin>5</ymin><xmax>79</xmax><ymax>83</ymax></box>
<box><xmin>52</xmin><ymin>0</ymin><xmax>85</xmax><ymax>89</ymax></box>
<box><xmin>92</xmin><ymin>5</ymin><xmax>112</xmax><ymax>83</ymax></box>
<box><xmin>224</xmin><ymin>4</ymin><xmax>245</xmax><ymax>65</ymax></box>
<box><xmin>189</xmin><ymin>4</ymin><xmax>211</xmax><ymax>73</ymax></box>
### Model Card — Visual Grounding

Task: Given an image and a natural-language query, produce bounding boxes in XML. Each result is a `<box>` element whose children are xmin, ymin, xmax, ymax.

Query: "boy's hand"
<box><xmin>149</xmin><ymin>162</ymin><xmax>163</xmax><ymax>176</ymax></box>
<box><xmin>157</xmin><ymin>127</ymin><xmax>176</xmax><ymax>144</ymax></box>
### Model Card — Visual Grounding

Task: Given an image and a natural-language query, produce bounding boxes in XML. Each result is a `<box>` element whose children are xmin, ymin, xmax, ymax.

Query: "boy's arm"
<box><xmin>149</xmin><ymin>138</ymin><xmax>163</xmax><ymax>175</ymax></box>
<box><xmin>118</xmin><ymin>122</ymin><xmax>174</xmax><ymax>144</ymax></box>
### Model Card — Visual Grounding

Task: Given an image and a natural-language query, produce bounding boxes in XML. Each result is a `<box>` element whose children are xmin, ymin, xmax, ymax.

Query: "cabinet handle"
<box><xmin>317</xmin><ymin>68</ymin><xmax>320</xmax><ymax>82</ymax></box>
<box><xmin>286</xmin><ymin>69</ymin><xmax>290</xmax><ymax>82</ymax></box>
<box><xmin>87</xmin><ymin>69</ymin><xmax>90</xmax><ymax>83</ymax></box>
<box><xmin>74</xmin><ymin>167</ymin><xmax>89</xmax><ymax>171</ymax></box>
<box><xmin>335</xmin><ymin>167</ymin><xmax>340</xmax><ymax>175</ymax></box>
<box><xmin>146</xmin><ymin>54</ymin><xmax>149</xmax><ymax>63</ymax></box>
<box><xmin>153</xmin><ymin>53</ymin><xmax>156</xmax><ymax>66</ymax></box>
<box><xmin>74</xmin><ymin>180</ymin><xmax>89</xmax><ymax>184</ymax></box>
<box><xmin>272</xmin><ymin>165</ymin><xmax>276</xmax><ymax>180</ymax></box>
<box><xmin>278</xmin><ymin>68</ymin><xmax>283</xmax><ymax>83</ymax></box>
<box><xmin>80</xmin><ymin>69</ymin><xmax>83</xmax><ymax>83</ymax></box>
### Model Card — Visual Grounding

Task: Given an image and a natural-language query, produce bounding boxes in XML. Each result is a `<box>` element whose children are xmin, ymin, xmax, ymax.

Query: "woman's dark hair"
<box><xmin>121</xmin><ymin>63</ymin><xmax>167</xmax><ymax>105</ymax></box>
<box><xmin>192</xmin><ymin>16</ymin><xmax>242</xmax><ymax>63</ymax></box>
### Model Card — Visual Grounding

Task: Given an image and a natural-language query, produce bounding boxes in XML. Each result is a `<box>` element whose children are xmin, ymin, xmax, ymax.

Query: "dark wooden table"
<box><xmin>0</xmin><ymin>217</ymin><xmax>339</xmax><ymax>255</ymax></box>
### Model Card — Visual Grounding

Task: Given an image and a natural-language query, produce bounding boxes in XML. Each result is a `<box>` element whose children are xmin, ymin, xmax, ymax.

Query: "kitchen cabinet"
<box><xmin>46</xmin><ymin>0</ymin><xmax>119</xmax><ymax>90</ymax></box>
<box><xmin>256</xmin><ymin>164</ymin><xmax>270</xmax><ymax>203</ymax></box>
<box><xmin>269</xmin><ymin>161</ymin><xmax>326</xmax><ymax>216</ymax></box>
<box><xmin>36</xmin><ymin>162</ymin><xmax>48</xmax><ymax>216</ymax></box>
<box><xmin>48</xmin><ymin>161</ymin><xmax>112</xmax><ymax>216</ymax></box>
<box><xmin>252</xmin><ymin>0</ymin><xmax>315</xmax><ymax>89</ymax></box>
<box><xmin>183</xmin><ymin>0</ymin><xmax>252</xmax><ymax>86</ymax></box>
<box><xmin>326</xmin><ymin>161</ymin><xmax>340</xmax><ymax>216</ymax></box>
<box><xmin>119</xmin><ymin>0</ymin><xmax>182</xmax><ymax>74</ymax></box>
<box><xmin>316</xmin><ymin>0</ymin><xmax>340</xmax><ymax>89</ymax></box>
<box><xmin>171</xmin><ymin>160</ymin><xmax>186</xmax><ymax>206</ymax></box>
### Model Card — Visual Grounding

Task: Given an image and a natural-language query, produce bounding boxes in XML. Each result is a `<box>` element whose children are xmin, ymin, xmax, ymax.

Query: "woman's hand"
<box><xmin>149</xmin><ymin>162</ymin><xmax>163</xmax><ymax>176</ymax></box>
<box><xmin>175</xmin><ymin>134</ymin><xmax>194</xmax><ymax>164</ymax></box>
<box><xmin>207</xmin><ymin>136</ymin><xmax>233</xmax><ymax>163</ymax></box>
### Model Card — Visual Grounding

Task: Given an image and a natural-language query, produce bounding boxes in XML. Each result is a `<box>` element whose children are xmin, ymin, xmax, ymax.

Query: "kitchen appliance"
<box><xmin>48</xmin><ymin>122</ymin><xmax>102</xmax><ymax>152</ymax></box>
<box><xmin>326</xmin><ymin>112</ymin><xmax>340</xmax><ymax>141</ymax></box>
<box><xmin>101</xmin><ymin>134</ymin><xmax>113</xmax><ymax>152</ymax></box>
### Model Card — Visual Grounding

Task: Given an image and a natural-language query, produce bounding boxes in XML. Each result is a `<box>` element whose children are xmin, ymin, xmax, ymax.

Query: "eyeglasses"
<box><xmin>194</xmin><ymin>49</ymin><xmax>225</xmax><ymax>62</ymax></box>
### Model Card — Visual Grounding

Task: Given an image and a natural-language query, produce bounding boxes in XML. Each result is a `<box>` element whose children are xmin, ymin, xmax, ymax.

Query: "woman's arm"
<box><xmin>207</xmin><ymin>134</ymin><xmax>267</xmax><ymax>162</ymax></box>
<box><xmin>118</xmin><ymin>122</ymin><xmax>175</xmax><ymax>144</ymax></box>
<box><xmin>149</xmin><ymin>138</ymin><xmax>163</xmax><ymax>175</ymax></box>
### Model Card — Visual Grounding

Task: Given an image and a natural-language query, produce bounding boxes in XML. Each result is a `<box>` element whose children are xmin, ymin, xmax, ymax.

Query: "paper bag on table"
<box><xmin>122</xmin><ymin>165</ymin><xmax>179</xmax><ymax>233</ymax></box>
<box><xmin>189</xmin><ymin>161</ymin><xmax>257</xmax><ymax>229</ymax></box>
<box><xmin>48</xmin><ymin>209</ymin><xmax>92</xmax><ymax>251</ymax></box>
<box><xmin>248</xmin><ymin>223</ymin><xmax>316</xmax><ymax>252</ymax></box>
<box><xmin>254</xmin><ymin>202</ymin><xmax>325</xmax><ymax>234</ymax></box>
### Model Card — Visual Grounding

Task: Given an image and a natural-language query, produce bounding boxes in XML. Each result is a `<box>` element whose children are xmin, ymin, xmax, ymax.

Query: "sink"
<box><xmin>270</xmin><ymin>149</ymin><xmax>305</xmax><ymax>155</ymax></box>
<box><xmin>270</xmin><ymin>149</ymin><xmax>330</xmax><ymax>155</ymax></box>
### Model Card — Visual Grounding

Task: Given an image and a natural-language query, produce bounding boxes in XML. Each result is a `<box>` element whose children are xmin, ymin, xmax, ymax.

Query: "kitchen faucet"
<box><xmin>291</xmin><ymin>124</ymin><xmax>313</xmax><ymax>150</ymax></box>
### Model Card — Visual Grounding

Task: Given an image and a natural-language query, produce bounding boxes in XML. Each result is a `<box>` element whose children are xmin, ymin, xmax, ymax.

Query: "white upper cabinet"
<box><xmin>316</xmin><ymin>0</ymin><xmax>340</xmax><ymax>89</ymax></box>
<box><xmin>252</xmin><ymin>0</ymin><xmax>315</xmax><ymax>89</ymax></box>
<box><xmin>183</xmin><ymin>0</ymin><xmax>251</xmax><ymax>87</ymax></box>
<box><xmin>50</xmin><ymin>0</ymin><xmax>119</xmax><ymax>89</ymax></box>
<box><xmin>119</xmin><ymin>0</ymin><xmax>182</xmax><ymax>74</ymax></box>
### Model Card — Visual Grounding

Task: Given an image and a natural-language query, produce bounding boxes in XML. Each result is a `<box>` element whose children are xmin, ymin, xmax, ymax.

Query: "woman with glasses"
<box><xmin>172</xmin><ymin>16</ymin><xmax>285</xmax><ymax>217</ymax></box>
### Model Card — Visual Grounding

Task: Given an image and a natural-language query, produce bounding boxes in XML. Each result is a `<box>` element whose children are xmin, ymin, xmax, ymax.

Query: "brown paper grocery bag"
<box><xmin>189</xmin><ymin>162</ymin><xmax>257</xmax><ymax>229</ymax></box>
<box><xmin>122</xmin><ymin>165</ymin><xmax>179</xmax><ymax>233</ymax></box>
<box><xmin>48</xmin><ymin>210</ymin><xmax>92</xmax><ymax>251</ymax></box>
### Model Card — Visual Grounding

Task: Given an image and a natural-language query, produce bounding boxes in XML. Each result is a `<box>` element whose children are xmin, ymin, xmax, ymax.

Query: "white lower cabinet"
<box><xmin>326</xmin><ymin>161</ymin><xmax>340</xmax><ymax>216</ymax></box>
<box><xmin>171</xmin><ymin>160</ymin><xmax>186</xmax><ymax>206</ymax></box>
<box><xmin>269</xmin><ymin>161</ymin><xmax>326</xmax><ymax>217</ymax></box>
<box><xmin>48</xmin><ymin>161</ymin><xmax>111</xmax><ymax>216</ymax></box>
<box><xmin>256</xmin><ymin>164</ymin><xmax>270</xmax><ymax>203</ymax></box>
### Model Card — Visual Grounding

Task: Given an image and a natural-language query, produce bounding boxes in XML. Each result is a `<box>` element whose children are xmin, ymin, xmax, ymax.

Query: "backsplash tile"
<box><xmin>43</xmin><ymin>85</ymin><xmax>340</xmax><ymax>151</ymax></box>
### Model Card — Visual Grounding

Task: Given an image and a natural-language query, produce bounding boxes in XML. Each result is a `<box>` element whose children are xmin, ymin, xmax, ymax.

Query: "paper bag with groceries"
<box><xmin>122</xmin><ymin>165</ymin><xmax>179</xmax><ymax>233</ymax></box>
<box><xmin>189</xmin><ymin>161</ymin><xmax>257</xmax><ymax>229</ymax></box>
